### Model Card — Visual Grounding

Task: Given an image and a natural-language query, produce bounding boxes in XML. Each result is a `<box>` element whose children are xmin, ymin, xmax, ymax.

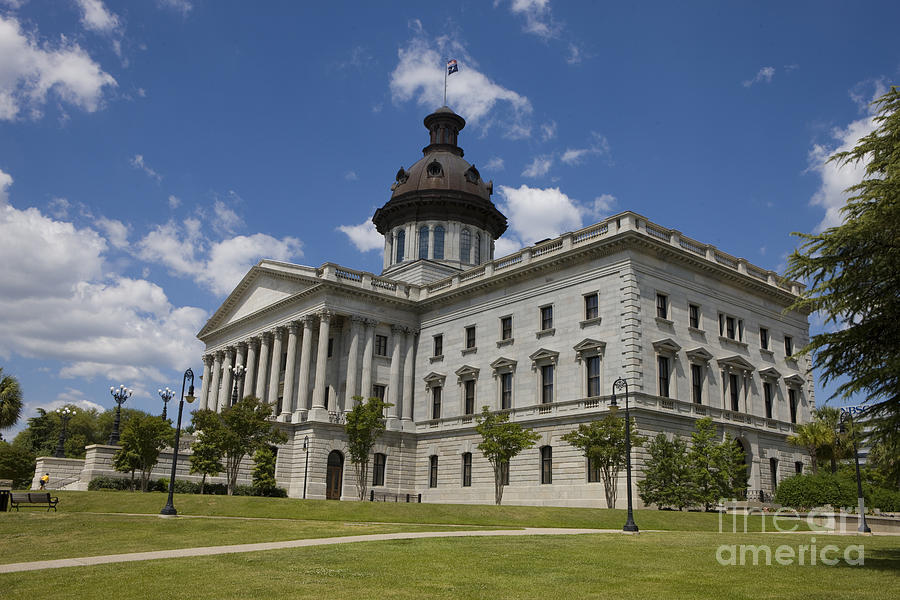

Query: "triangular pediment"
<box><xmin>652</xmin><ymin>338</ymin><xmax>682</xmax><ymax>354</ymax></box>
<box><xmin>718</xmin><ymin>355</ymin><xmax>755</xmax><ymax>371</ymax></box>
<box><xmin>573</xmin><ymin>338</ymin><xmax>606</xmax><ymax>359</ymax></box>
<box><xmin>783</xmin><ymin>374</ymin><xmax>806</xmax><ymax>386</ymax></box>
<box><xmin>423</xmin><ymin>372</ymin><xmax>446</xmax><ymax>386</ymax></box>
<box><xmin>455</xmin><ymin>365</ymin><xmax>480</xmax><ymax>379</ymax></box>
<box><xmin>490</xmin><ymin>357</ymin><xmax>517</xmax><ymax>371</ymax></box>
<box><xmin>759</xmin><ymin>366</ymin><xmax>782</xmax><ymax>379</ymax></box>
<box><xmin>685</xmin><ymin>347</ymin><xmax>714</xmax><ymax>362</ymax></box>
<box><xmin>529</xmin><ymin>348</ymin><xmax>559</xmax><ymax>366</ymax></box>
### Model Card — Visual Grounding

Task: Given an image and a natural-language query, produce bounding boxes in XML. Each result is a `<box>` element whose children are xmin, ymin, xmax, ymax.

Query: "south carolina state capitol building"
<box><xmin>195</xmin><ymin>106</ymin><xmax>813</xmax><ymax>506</ymax></box>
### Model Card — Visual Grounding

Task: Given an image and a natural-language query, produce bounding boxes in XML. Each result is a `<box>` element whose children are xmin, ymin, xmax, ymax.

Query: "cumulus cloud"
<box><xmin>212</xmin><ymin>198</ymin><xmax>242</xmax><ymax>234</ymax></box>
<box><xmin>75</xmin><ymin>0</ymin><xmax>120</xmax><ymax>34</ymax></box>
<box><xmin>497</xmin><ymin>184</ymin><xmax>583</xmax><ymax>246</ymax></box>
<box><xmin>0</xmin><ymin>15</ymin><xmax>117</xmax><ymax>120</ymax></box>
<box><xmin>337</xmin><ymin>219</ymin><xmax>383</xmax><ymax>253</ymax></box>
<box><xmin>591</xmin><ymin>193</ymin><xmax>617</xmax><ymax>218</ymax></box>
<box><xmin>0</xmin><ymin>168</ymin><xmax>11</xmax><ymax>206</ymax></box>
<box><xmin>522</xmin><ymin>155</ymin><xmax>553</xmax><ymax>178</ymax></box>
<box><xmin>48</xmin><ymin>196</ymin><xmax>70</xmax><ymax>218</ymax></box>
<box><xmin>506</xmin><ymin>0</ymin><xmax>560</xmax><ymax>39</ymax></box>
<box><xmin>129</xmin><ymin>154</ymin><xmax>162</xmax><ymax>182</ymax></box>
<box><xmin>743</xmin><ymin>66</ymin><xmax>775</xmax><ymax>87</ymax></box>
<box><xmin>389</xmin><ymin>26</ymin><xmax>533</xmax><ymax>138</ymax></box>
<box><xmin>96</xmin><ymin>216</ymin><xmax>129</xmax><ymax>249</ymax></box>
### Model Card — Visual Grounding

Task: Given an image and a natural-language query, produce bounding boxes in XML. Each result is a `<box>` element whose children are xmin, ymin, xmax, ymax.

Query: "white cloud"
<box><xmin>742</xmin><ymin>66</ymin><xmax>775</xmax><ymax>87</ymax></box>
<box><xmin>540</xmin><ymin>120</ymin><xmax>557</xmax><ymax>141</ymax></box>
<box><xmin>96</xmin><ymin>216</ymin><xmax>129</xmax><ymax>249</ymax></box>
<box><xmin>497</xmin><ymin>184</ymin><xmax>583</xmax><ymax>246</ymax></box>
<box><xmin>507</xmin><ymin>0</ymin><xmax>560</xmax><ymax>39</ymax></box>
<box><xmin>0</xmin><ymin>168</ymin><xmax>11</xmax><ymax>206</ymax></box>
<box><xmin>48</xmin><ymin>196</ymin><xmax>70</xmax><ymax>218</ymax></box>
<box><xmin>167</xmin><ymin>194</ymin><xmax>180</xmax><ymax>209</ymax></box>
<box><xmin>389</xmin><ymin>28</ymin><xmax>533</xmax><ymax>138</ymax></box>
<box><xmin>565</xmin><ymin>43</ymin><xmax>583</xmax><ymax>65</ymax></box>
<box><xmin>212</xmin><ymin>199</ymin><xmax>242</xmax><ymax>234</ymax></box>
<box><xmin>0</xmin><ymin>15</ymin><xmax>117</xmax><ymax>120</ymax></box>
<box><xmin>484</xmin><ymin>157</ymin><xmax>505</xmax><ymax>171</ymax></box>
<box><xmin>75</xmin><ymin>0</ymin><xmax>120</xmax><ymax>34</ymax></box>
<box><xmin>560</xmin><ymin>148</ymin><xmax>589</xmax><ymax>165</ymax></box>
<box><xmin>157</xmin><ymin>0</ymin><xmax>192</xmax><ymax>15</ymax></box>
<box><xmin>591</xmin><ymin>193</ymin><xmax>616</xmax><ymax>218</ymax></box>
<box><xmin>560</xmin><ymin>132</ymin><xmax>612</xmax><ymax>166</ymax></box>
<box><xmin>337</xmin><ymin>219</ymin><xmax>383</xmax><ymax>253</ymax></box>
<box><xmin>344</xmin><ymin>170</ymin><xmax>358</xmax><ymax>181</ymax></box>
<box><xmin>129</xmin><ymin>154</ymin><xmax>162</xmax><ymax>182</ymax></box>
<box><xmin>522</xmin><ymin>155</ymin><xmax>553</xmax><ymax>178</ymax></box>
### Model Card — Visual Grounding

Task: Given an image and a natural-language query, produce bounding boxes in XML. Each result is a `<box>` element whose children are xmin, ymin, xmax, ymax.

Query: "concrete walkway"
<box><xmin>0</xmin><ymin>527</ymin><xmax>613</xmax><ymax>574</ymax></box>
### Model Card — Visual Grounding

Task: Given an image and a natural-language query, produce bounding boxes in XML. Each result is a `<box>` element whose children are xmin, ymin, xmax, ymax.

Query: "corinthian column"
<box><xmin>402</xmin><ymin>328</ymin><xmax>417</xmax><ymax>426</ymax></box>
<box><xmin>235</xmin><ymin>343</ymin><xmax>247</xmax><ymax>400</ymax></box>
<box><xmin>267</xmin><ymin>327</ymin><xmax>285</xmax><ymax>409</ymax></box>
<box><xmin>199</xmin><ymin>355</ymin><xmax>213</xmax><ymax>411</ymax></box>
<box><xmin>244</xmin><ymin>338</ymin><xmax>259</xmax><ymax>400</ymax></box>
<box><xmin>309</xmin><ymin>310</ymin><xmax>334</xmax><ymax>421</ymax></box>
<box><xmin>344</xmin><ymin>316</ymin><xmax>364</xmax><ymax>409</ymax></box>
<box><xmin>387</xmin><ymin>325</ymin><xmax>403</xmax><ymax>426</ymax></box>
<box><xmin>208</xmin><ymin>352</ymin><xmax>222</xmax><ymax>412</ymax></box>
<box><xmin>219</xmin><ymin>347</ymin><xmax>234</xmax><ymax>412</ymax></box>
<box><xmin>280</xmin><ymin>322</ymin><xmax>300</xmax><ymax>421</ymax></box>
<box><xmin>295</xmin><ymin>315</ymin><xmax>315</xmax><ymax>421</ymax></box>
<box><xmin>255</xmin><ymin>332</ymin><xmax>271</xmax><ymax>399</ymax></box>
<box><xmin>360</xmin><ymin>319</ymin><xmax>376</xmax><ymax>400</ymax></box>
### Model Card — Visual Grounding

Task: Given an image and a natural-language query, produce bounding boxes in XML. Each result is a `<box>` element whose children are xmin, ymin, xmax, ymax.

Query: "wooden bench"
<box><xmin>10</xmin><ymin>492</ymin><xmax>59</xmax><ymax>511</ymax></box>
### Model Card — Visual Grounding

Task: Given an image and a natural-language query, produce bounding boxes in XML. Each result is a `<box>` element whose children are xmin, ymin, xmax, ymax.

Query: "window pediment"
<box><xmin>423</xmin><ymin>372</ymin><xmax>446</xmax><ymax>388</ymax></box>
<box><xmin>718</xmin><ymin>355</ymin><xmax>755</xmax><ymax>372</ymax></box>
<box><xmin>573</xmin><ymin>338</ymin><xmax>606</xmax><ymax>361</ymax></box>
<box><xmin>783</xmin><ymin>374</ymin><xmax>805</xmax><ymax>387</ymax></box>
<box><xmin>652</xmin><ymin>338</ymin><xmax>682</xmax><ymax>354</ymax></box>
<box><xmin>685</xmin><ymin>346</ymin><xmax>713</xmax><ymax>363</ymax></box>
<box><xmin>529</xmin><ymin>348</ymin><xmax>559</xmax><ymax>368</ymax></box>
<box><xmin>455</xmin><ymin>365</ymin><xmax>480</xmax><ymax>380</ymax></box>
<box><xmin>490</xmin><ymin>357</ymin><xmax>517</xmax><ymax>372</ymax></box>
<box><xmin>759</xmin><ymin>366</ymin><xmax>782</xmax><ymax>379</ymax></box>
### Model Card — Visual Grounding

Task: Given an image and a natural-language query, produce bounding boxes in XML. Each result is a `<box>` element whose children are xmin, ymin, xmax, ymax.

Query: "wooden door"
<box><xmin>326</xmin><ymin>450</ymin><xmax>343</xmax><ymax>500</ymax></box>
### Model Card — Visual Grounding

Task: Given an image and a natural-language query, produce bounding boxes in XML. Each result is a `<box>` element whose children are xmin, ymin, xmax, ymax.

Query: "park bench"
<box><xmin>9</xmin><ymin>492</ymin><xmax>59</xmax><ymax>511</ymax></box>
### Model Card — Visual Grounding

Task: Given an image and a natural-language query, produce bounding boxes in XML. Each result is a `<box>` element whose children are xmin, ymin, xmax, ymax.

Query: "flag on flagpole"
<box><xmin>447</xmin><ymin>59</ymin><xmax>458</xmax><ymax>75</ymax></box>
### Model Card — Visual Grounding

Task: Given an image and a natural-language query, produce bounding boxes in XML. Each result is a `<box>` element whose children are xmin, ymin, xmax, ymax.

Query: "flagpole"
<box><xmin>443</xmin><ymin>59</ymin><xmax>448</xmax><ymax>106</ymax></box>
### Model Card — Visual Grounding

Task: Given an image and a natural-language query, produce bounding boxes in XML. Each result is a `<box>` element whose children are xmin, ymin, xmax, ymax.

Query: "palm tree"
<box><xmin>812</xmin><ymin>406</ymin><xmax>846</xmax><ymax>473</ymax></box>
<box><xmin>787</xmin><ymin>420</ymin><xmax>833</xmax><ymax>474</ymax></box>
<box><xmin>0</xmin><ymin>367</ymin><xmax>24</xmax><ymax>437</ymax></box>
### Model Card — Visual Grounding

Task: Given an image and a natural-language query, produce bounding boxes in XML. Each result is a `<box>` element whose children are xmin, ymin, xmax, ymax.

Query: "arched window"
<box><xmin>460</xmin><ymin>229</ymin><xmax>471</xmax><ymax>263</ymax></box>
<box><xmin>474</xmin><ymin>233</ymin><xmax>481</xmax><ymax>264</ymax></box>
<box><xmin>419</xmin><ymin>226</ymin><xmax>429</xmax><ymax>259</ymax></box>
<box><xmin>434</xmin><ymin>225</ymin><xmax>445</xmax><ymax>259</ymax></box>
<box><xmin>395</xmin><ymin>230</ymin><xmax>405</xmax><ymax>263</ymax></box>
<box><xmin>541</xmin><ymin>446</ymin><xmax>552</xmax><ymax>484</ymax></box>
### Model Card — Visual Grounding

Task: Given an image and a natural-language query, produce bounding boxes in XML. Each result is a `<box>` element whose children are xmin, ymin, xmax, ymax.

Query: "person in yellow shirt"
<box><xmin>39</xmin><ymin>473</ymin><xmax>49</xmax><ymax>490</ymax></box>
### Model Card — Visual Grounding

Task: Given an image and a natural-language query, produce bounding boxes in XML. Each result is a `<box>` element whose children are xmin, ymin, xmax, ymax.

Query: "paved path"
<box><xmin>0</xmin><ymin>528</ymin><xmax>614</xmax><ymax>574</ymax></box>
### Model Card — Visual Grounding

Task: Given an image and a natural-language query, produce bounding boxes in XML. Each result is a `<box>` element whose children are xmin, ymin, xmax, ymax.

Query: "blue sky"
<box><xmin>1</xmin><ymin>0</ymin><xmax>897</xmax><ymax>435</ymax></box>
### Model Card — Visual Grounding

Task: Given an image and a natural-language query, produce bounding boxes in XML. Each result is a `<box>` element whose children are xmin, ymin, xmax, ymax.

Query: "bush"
<box><xmin>155</xmin><ymin>478</ymin><xmax>201</xmax><ymax>494</ymax></box>
<box><xmin>232</xmin><ymin>483</ymin><xmax>287</xmax><ymax>497</ymax></box>
<box><xmin>775</xmin><ymin>473</ymin><xmax>857</xmax><ymax>509</ymax></box>
<box><xmin>868</xmin><ymin>486</ymin><xmax>900</xmax><ymax>512</ymax></box>
<box><xmin>88</xmin><ymin>476</ymin><xmax>133</xmax><ymax>491</ymax></box>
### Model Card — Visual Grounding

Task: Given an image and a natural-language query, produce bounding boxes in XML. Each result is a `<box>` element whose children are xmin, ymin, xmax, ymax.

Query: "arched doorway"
<box><xmin>733</xmin><ymin>438</ymin><xmax>750</xmax><ymax>499</ymax></box>
<box><xmin>326</xmin><ymin>450</ymin><xmax>344</xmax><ymax>500</ymax></box>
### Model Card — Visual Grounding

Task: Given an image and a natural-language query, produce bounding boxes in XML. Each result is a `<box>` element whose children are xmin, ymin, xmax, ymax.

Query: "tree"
<box><xmin>0</xmin><ymin>367</ymin><xmax>23</xmax><ymax>437</ymax></box>
<box><xmin>0</xmin><ymin>440</ymin><xmax>35</xmax><ymax>489</ymax></box>
<box><xmin>113</xmin><ymin>413</ymin><xmax>173</xmax><ymax>492</ymax></box>
<box><xmin>475</xmin><ymin>406</ymin><xmax>540</xmax><ymax>505</ymax></box>
<box><xmin>252</xmin><ymin>446</ymin><xmax>278</xmax><ymax>494</ymax></box>
<box><xmin>785</xmin><ymin>87</ymin><xmax>900</xmax><ymax>439</ymax></box>
<box><xmin>345</xmin><ymin>396</ymin><xmax>391</xmax><ymax>501</ymax></box>
<box><xmin>638</xmin><ymin>433</ymin><xmax>693</xmax><ymax>510</ymax></box>
<box><xmin>561</xmin><ymin>414</ymin><xmax>644</xmax><ymax>508</ymax></box>
<box><xmin>112</xmin><ymin>446</ymin><xmax>141</xmax><ymax>491</ymax></box>
<box><xmin>787</xmin><ymin>420</ymin><xmax>833</xmax><ymax>475</ymax></box>
<box><xmin>688</xmin><ymin>417</ymin><xmax>747</xmax><ymax>510</ymax></box>
<box><xmin>189</xmin><ymin>436</ymin><xmax>223</xmax><ymax>494</ymax></box>
<box><xmin>191</xmin><ymin>396</ymin><xmax>286</xmax><ymax>495</ymax></box>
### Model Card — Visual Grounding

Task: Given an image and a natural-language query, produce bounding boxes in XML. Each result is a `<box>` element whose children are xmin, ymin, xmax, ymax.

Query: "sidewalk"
<box><xmin>0</xmin><ymin>527</ymin><xmax>613</xmax><ymax>574</ymax></box>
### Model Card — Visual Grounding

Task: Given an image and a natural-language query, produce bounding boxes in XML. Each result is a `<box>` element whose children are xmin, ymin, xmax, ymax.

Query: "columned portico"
<box><xmin>309</xmin><ymin>310</ymin><xmax>333</xmax><ymax>421</ymax></box>
<box><xmin>402</xmin><ymin>328</ymin><xmax>416</xmax><ymax>426</ymax></box>
<box><xmin>244</xmin><ymin>338</ymin><xmax>258</xmax><ymax>401</ymax></box>
<box><xmin>360</xmin><ymin>319</ymin><xmax>375</xmax><ymax>400</ymax></box>
<box><xmin>267</xmin><ymin>327</ymin><xmax>285</xmax><ymax>410</ymax></box>
<box><xmin>209</xmin><ymin>352</ymin><xmax>222</xmax><ymax>412</ymax></box>
<box><xmin>255</xmin><ymin>332</ymin><xmax>271</xmax><ymax>400</ymax></box>
<box><xmin>235</xmin><ymin>343</ymin><xmax>246</xmax><ymax>400</ymax></box>
<box><xmin>280</xmin><ymin>322</ymin><xmax>300</xmax><ymax>421</ymax></box>
<box><xmin>295</xmin><ymin>315</ymin><xmax>315</xmax><ymax>421</ymax></box>
<box><xmin>199</xmin><ymin>354</ymin><xmax>213</xmax><ymax>411</ymax></box>
<box><xmin>387</xmin><ymin>325</ymin><xmax>403</xmax><ymax>427</ymax></box>
<box><xmin>345</xmin><ymin>316</ymin><xmax>364</xmax><ymax>409</ymax></box>
<box><xmin>219</xmin><ymin>347</ymin><xmax>234</xmax><ymax>412</ymax></box>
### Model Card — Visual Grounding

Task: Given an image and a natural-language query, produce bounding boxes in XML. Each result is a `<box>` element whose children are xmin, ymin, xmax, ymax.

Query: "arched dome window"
<box><xmin>395</xmin><ymin>230</ymin><xmax>405</xmax><ymax>263</ymax></box>
<box><xmin>419</xmin><ymin>226</ymin><xmax>429</xmax><ymax>259</ymax></box>
<box><xmin>434</xmin><ymin>225</ymin><xmax>445</xmax><ymax>260</ymax></box>
<box><xmin>474</xmin><ymin>233</ymin><xmax>481</xmax><ymax>264</ymax></box>
<box><xmin>460</xmin><ymin>229</ymin><xmax>471</xmax><ymax>264</ymax></box>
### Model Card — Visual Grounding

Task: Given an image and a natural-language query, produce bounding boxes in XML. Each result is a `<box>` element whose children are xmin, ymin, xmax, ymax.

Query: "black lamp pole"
<box><xmin>108</xmin><ymin>384</ymin><xmax>132</xmax><ymax>445</ymax></box>
<box><xmin>303</xmin><ymin>435</ymin><xmax>310</xmax><ymax>499</ymax></box>
<box><xmin>230</xmin><ymin>364</ymin><xmax>246</xmax><ymax>406</ymax></box>
<box><xmin>160</xmin><ymin>368</ymin><xmax>196</xmax><ymax>517</ymax></box>
<box><xmin>840</xmin><ymin>411</ymin><xmax>871</xmax><ymax>534</ymax></box>
<box><xmin>611</xmin><ymin>377</ymin><xmax>639</xmax><ymax>533</ymax></box>
<box><xmin>158</xmin><ymin>387</ymin><xmax>174</xmax><ymax>420</ymax></box>
<box><xmin>54</xmin><ymin>407</ymin><xmax>76</xmax><ymax>458</ymax></box>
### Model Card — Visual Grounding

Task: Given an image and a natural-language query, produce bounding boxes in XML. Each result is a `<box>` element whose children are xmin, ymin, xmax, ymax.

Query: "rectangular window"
<box><xmin>375</xmin><ymin>334</ymin><xmax>388</xmax><ymax>357</ymax></box>
<box><xmin>432</xmin><ymin>386</ymin><xmax>442</xmax><ymax>419</ymax></box>
<box><xmin>465</xmin><ymin>326</ymin><xmax>476</xmax><ymax>349</ymax></box>
<box><xmin>500</xmin><ymin>461</ymin><xmax>509</xmax><ymax>486</ymax></box>
<box><xmin>691</xmin><ymin>364</ymin><xmax>703</xmax><ymax>404</ymax></box>
<box><xmin>784</xmin><ymin>335</ymin><xmax>794</xmax><ymax>357</ymax></box>
<box><xmin>501</xmin><ymin>372</ymin><xmax>513</xmax><ymax>409</ymax></box>
<box><xmin>726</xmin><ymin>316</ymin><xmax>736</xmax><ymax>339</ymax></box>
<box><xmin>500</xmin><ymin>316</ymin><xmax>512</xmax><ymax>340</ymax></box>
<box><xmin>586</xmin><ymin>356</ymin><xmax>601</xmax><ymax>397</ymax></box>
<box><xmin>689</xmin><ymin>304</ymin><xmax>700</xmax><ymax>329</ymax></box>
<box><xmin>462</xmin><ymin>453</ymin><xmax>472</xmax><ymax>487</ymax></box>
<box><xmin>433</xmin><ymin>334</ymin><xmax>443</xmax><ymax>357</ymax></box>
<box><xmin>464</xmin><ymin>380</ymin><xmax>475</xmax><ymax>415</ymax></box>
<box><xmin>540</xmin><ymin>305</ymin><xmax>553</xmax><ymax>331</ymax></box>
<box><xmin>372</xmin><ymin>453</ymin><xmax>386</xmax><ymax>486</ymax></box>
<box><xmin>658</xmin><ymin>356</ymin><xmax>670</xmax><ymax>398</ymax></box>
<box><xmin>373</xmin><ymin>384</ymin><xmax>386</xmax><ymax>401</ymax></box>
<box><xmin>327</xmin><ymin>337</ymin><xmax>334</xmax><ymax>358</ymax></box>
<box><xmin>587</xmin><ymin>457</ymin><xmax>601</xmax><ymax>483</ymax></box>
<box><xmin>760</xmin><ymin>327</ymin><xmax>769</xmax><ymax>350</ymax></box>
<box><xmin>730</xmin><ymin>373</ymin><xmax>740</xmax><ymax>411</ymax></box>
<box><xmin>738</xmin><ymin>319</ymin><xmax>744</xmax><ymax>341</ymax></box>
<box><xmin>788</xmin><ymin>388</ymin><xmax>798</xmax><ymax>424</ymax></box>
<box><xmin>656</xmin><ymin>293</ymin><xmax>668</xmax><ymax>319</ymax></box>
<box><xmin>770</xmin><ymin>458</ymin><xmax>779</xmax><ymax>492</ymax></box>
<box><xmin>719</xmin><ymin>313</ymin><xmax>725</xmax><ymax>336</ymax></box>
<box><xmin>584</xmin><ymin>294</ymin><xmax>599</xmax><ymax>320</ymax></box>
<box><xmin>541</xmin><ymin>364</ymin><xmax>554</xmax><ymax>404</ymax></box>
<box><xmin>541</xmin><ymin>446</ymin><xmax>552</xmax><ymax>484</ymax></box>
<box><xmin>763</xmin><ymin>382</ymin><xmax>773</xmax><ymax>419</ymax></box>
<box><xmin>429</xmin><ymin>455</ymin><xmax>438</xmax><ymax>488</ymax></box>
<box><xmin>795</xmin><ymin>461</ymin><xmax>803</xmax><ymax>475</ymax></box>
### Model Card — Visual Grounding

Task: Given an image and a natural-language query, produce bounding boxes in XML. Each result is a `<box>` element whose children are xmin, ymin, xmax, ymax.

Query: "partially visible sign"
<box><xmin>840</xmin><ymin>405</ymin><xmax>866</xmax><ymax>417</ymax></box>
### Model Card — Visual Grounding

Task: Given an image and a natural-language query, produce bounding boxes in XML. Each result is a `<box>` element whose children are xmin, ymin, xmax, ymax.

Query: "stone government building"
<box><xmin>36</xmin><ymin>107</ymin><xmax>813</xmax><ymax>505</ymax></box>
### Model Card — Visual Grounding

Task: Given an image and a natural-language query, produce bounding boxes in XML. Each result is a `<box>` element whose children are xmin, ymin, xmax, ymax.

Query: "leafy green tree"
<box><xmin>0</xmin><ymin>440</ymin><xmax>35</xmax><ymax>489</ymax></box>
<box><xmin>867</xmin><ymin>435</ymin><xmax>900</xmax><ymax>490</ymax></box>
<box><xmin>638</xmin><ymin>433</ymin><xmax>693</xmax><ymax>510</ymax></box>
<box><xmin>561</xmin><ymin>414</ymin><xmax>644</xmax><ymax>508</ymax></box>
<box><xmin>787</xmin><ymin>420</ymin><xmax>833</xmax><ymax>475</ymax></box>
<box><xmin>785</xmin><ymin>87</ymin><xmax>900</xmax><ymax>440</ymax></box>
<box><xmin>252</xmin><ymin>446</ymin><xmax>278</xmax><ymax>493</ymax></box>
<box><xmin>0</xmin><ymin>367</ymin><xmax>23</xmax><ymax>437</ymax></box>
<box><xmin>113</xmin><ymin>413</ymin><xmax>173</xmax><ymax>492</ymax></box>
<box><xmin>191</xmin><ymin>396</ymin><xmax>286</xmax><ymax>495</ymax></box>
<box><xmin>112</xmin><ymin>446</ymin><xmax>141</xmax><ymax>491</ymax></box>
<box><xmin>189</xmin><ymin>436</ymin><xmax>223</xmax><ymax>494</ymax></box>
<box><xmin>475</xmin><ymin>406</ymin><xmax>541</xmax><ymax>505</ymax></box>
<box><xmin>345</xmin><ymin>396</ymin><xmax>391</xmax><ymax>501</ymax></box>
<box><xmin>687</xmin><ymin>418</ymin><xmax>747</xmax><ymax>510</ymax></box>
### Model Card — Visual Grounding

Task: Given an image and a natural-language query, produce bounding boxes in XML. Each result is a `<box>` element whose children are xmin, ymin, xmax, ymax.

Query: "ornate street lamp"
<box><xmin>839</xmin><ymin>411</ymin><xmax>871</xmax><ymax>534</ymax></box>
<box><xmin>230</xmin><ymin>364</ymin><xmax>246</xmax><ymax>406</ymax></box>
<box><xmin>303</xmin><ymin>435</ymin><xmax>310</xmax><ymax>499</ymax></box>
<box><xmin>610</xmin><ymin>377</ymin><xmax>639</xmax><ymax>533</ymax></box>
<box><xmin>158</xmin><ymin>387</ymin><xmax>174</xmax><ymax>420</ymax></box>
<box><xmin>54</xmin><ymin>407</ymin><xmax>76</xmax><ymax>458</ymax></box>
<box><xmin>108</xmin><ymin>384</ymin><xmax>132</xmax><ymax>445</ymax></box>
<box><xmin>160</xmin><ymin>368</ymin><xmax>196</xmax><ymax>517</ymax></box>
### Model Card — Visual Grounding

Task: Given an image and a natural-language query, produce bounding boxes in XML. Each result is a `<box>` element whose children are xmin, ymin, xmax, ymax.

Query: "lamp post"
<box><xmin>158</xmin><ymin>387</ymin><xmax>174</xmax><ymax>420</ymax></box>
<box><xmin>108</xmin><ymin>384</ymin><xmax>132</xmax><ymax>445</ymax></box>
<box><xmin>303</xmin><ymin>435</ymin><xmax>310</xmax><ymax>499</ymax></box>
<box><xmin>611</xmin><ymin>377</ymin><xmax>639</xmax><ymax>533</ymax></box>
<box><xmin>230</xmin><ymin>364</ymin><xmax>246</xmax><ymax>406</ymax></box>
<box><xmin>160</xmin><ymin>368</ymin><xmax>196</xmax><ymax>517</ymax></box>
<box><xmin>840</xmin><ymin>411</ymin><xmax>871</xmax><ymax>534</ymax></box>
<box><xmin>54</xmin><ymin>407</ymin><xmax>76</xmax><ymax>458</ymax></box>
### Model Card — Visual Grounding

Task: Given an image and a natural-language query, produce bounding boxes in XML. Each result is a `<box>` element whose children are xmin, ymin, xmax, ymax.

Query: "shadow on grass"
<box><xmin>831</xmin><ymin>545</ymin><xmax>900</xmax><ymax>572</ymax></box>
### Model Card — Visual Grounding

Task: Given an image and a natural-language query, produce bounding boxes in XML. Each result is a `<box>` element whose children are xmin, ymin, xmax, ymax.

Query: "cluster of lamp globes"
<box><xmin>56</xmin><ymin>406</ymin><xmax>76</xmax><ymax>419</ymax></box>
<box><xmin>110</xmin><ymin>384</ymin><xmax>133</xmax><ymax>402</ymax></box>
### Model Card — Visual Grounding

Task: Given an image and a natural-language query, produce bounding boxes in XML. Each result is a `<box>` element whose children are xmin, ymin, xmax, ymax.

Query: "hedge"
<box><xmin>88</xmin><ymin>476</ymin><xmax>285</xmax><ymax>497</ymax></box>
<box><xmin>775</xmin><ymin>472</ymin><xmax>900</xmax><ymax>512</ymax></box>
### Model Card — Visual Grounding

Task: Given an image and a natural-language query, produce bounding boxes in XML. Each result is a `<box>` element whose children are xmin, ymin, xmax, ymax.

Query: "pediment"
<box><xmin>423</xmin><ymin>372</ymin><xmax>446</xmax><ymax>387</ymax></box>
<box><xmin>685</xmin><ymin>347</ymin><xmax>713</xmax><ymax>362</ymax></box>
<box><xmin>652</xmin><ymin>338</ymin><xmax>682</xmax><ymax>354</ymax></box>
<box><xmin>759</xmin><ymin>366</ymin><xmax>782</xmax><ymax>379</ymax></box>
<box><xmin>490</xmin><ymin>357</ymin><xmax>518</xmax><ymax>371</ymax></box>
<box><xmin>529</xmin><ymin>348</ymin><xmax>559</xmax><ymax>367</ymax></box>
<box><xmin>573</xmin><ymin>338</ymin><xmax>606</xmax><ymax>359</ymax></box>
<box><xmin>718</xmin><ymin>355</ymin><xmax>755</xmax><ymax>371</ymax></box>
<box><xmin>455</xmin><ymin>365</ymin><xmax>480</xmax><ymax>380</ymax></box>
<box><xmin>783</xmin><ymin>374</ymin><xmax>806</xmax><ymax>386</ymax></box>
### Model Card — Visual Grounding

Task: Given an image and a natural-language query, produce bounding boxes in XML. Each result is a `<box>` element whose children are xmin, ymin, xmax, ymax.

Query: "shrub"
<box><xmin>232</xmin><ymin>483</ymin><xmax>287</xmax><ymax>497</ymax></box>
<box><xmin>868</xmin><ymin>486</ymin><xmax>900</xmax><ymax>512</ymax></box>
<box><xmin>775</xmin><ymin>472</ymin><xmax>858</xmax><ymax>509</ymax></box>
<box><xmin>88</xmin><ymin>476</ymin><xmax>132</xmax><ymax>491</ymax></box>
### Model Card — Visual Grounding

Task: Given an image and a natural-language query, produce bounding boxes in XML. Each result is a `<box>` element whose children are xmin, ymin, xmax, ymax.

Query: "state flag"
<box><xmin>447</xmin><ymin>59</ymin><xmax>458</xmax><ymax>75</ymax></box>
